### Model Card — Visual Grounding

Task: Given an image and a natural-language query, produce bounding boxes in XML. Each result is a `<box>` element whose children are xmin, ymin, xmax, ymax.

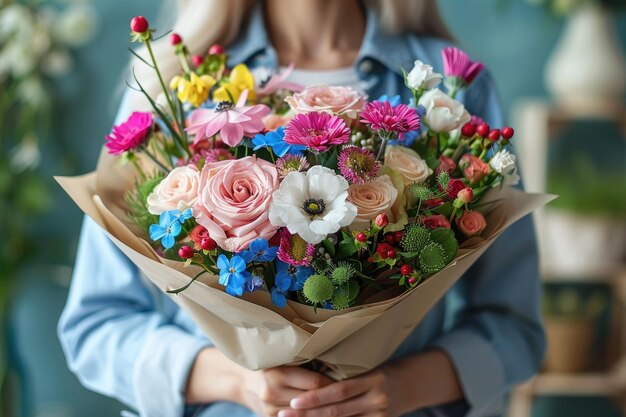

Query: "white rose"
<box><xmin>384</xmin><ymin>146</ymin><xmax>432</xmax><ymax>186</ymax></box>
<box><xmin>147</xmin><ymin>165</ymin><xmax>200</xmax><ymax>215</ymax></box>
<box><xmin>419</xmin><ymin>89</ymin><xmax>471</xmax><ymax>133</ymax></box>
<box><xmin>406</xmin><ymin>60</ymin><xmax>442</xmax><ymax>90</ymax></box>
<box><xmin>490</xmin><ymin>149</ymin><xmax>520</xmax><ymax>185</ymax></box>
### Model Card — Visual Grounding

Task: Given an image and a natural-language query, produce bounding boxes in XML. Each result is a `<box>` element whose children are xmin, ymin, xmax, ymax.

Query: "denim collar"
<box><xmin>227</xmin><ymin>1</ymin><xmax>420</xmax><ymax>76</ymax></box>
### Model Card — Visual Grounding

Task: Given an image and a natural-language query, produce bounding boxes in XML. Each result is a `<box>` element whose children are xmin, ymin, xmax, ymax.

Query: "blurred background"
<box><xmin>0</xmin><ymin>0</ymin><xmax>624</xmax><ymax>416</ymax></box>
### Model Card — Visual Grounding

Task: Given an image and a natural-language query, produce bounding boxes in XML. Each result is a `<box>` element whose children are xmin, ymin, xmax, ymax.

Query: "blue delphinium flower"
<box><xmin>271</xmin><ymin>262</ymin><xmax>315</xmax><ymax>307</ymax></box>
<box><xmin>171</xmin><ymin>208</ymin><xmax>193</xmax><ymax>224</ymax></box>
<box><xmin>216</xmin><ymin>254</ymin><xmax>248</xmax><ymax>296</ymax></box>
<box><xmin>252</xmin><ymin>127</ymin><xmax>305</xmax><ymax>157</ymax></box>
<box><xmin>149</xmin><ymin>211</ymin><xmax>182</xmax><ymax>249</ymax></box>
<box><xmin>245</xmin><ymin>274</ymin><xmax>264</xmax><ymax>293</ymax></box>
<box><xmin>376</xmin><ymin>94</ymin><xmax>402</xmax><ymax>107</ymax></box>
<box><xmin>240</xmin><ymin>238</ymin><xmax>279</xmax><ymax>263</ymax></box>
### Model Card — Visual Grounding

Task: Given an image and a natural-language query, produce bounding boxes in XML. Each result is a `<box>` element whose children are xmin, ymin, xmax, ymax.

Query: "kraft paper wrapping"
<box><xmin>56</xmin><ymin>149</ymin><xmax>554</xmax><ymax>380</ymax></box>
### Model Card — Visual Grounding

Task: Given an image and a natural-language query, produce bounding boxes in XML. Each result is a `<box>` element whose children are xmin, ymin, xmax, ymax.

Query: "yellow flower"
<box><xmin>170</xmin><ymin>73</ymin><xmax>216</xmax><ymax>107</ymax></box>
<box><xmin>213</xmin><ymin>64</ymin><xmax>255</xmax><ymax>103</ymax></box>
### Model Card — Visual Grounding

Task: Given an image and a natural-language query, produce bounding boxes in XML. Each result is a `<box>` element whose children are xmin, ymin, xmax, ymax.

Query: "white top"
<box><xmin>281</xmin><ymin>66</ymin><xmax>364</xmax><ymax>91</ymax></box>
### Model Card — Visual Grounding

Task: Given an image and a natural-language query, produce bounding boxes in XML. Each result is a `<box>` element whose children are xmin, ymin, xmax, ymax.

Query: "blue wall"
<box><xmin>9</xmin><ymin>1</ymin><xmax>626</xmax><ymax>416</ymax></box>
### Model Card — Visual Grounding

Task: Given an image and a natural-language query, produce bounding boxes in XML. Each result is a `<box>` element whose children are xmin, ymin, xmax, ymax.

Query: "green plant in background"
<box><xmin>543</xmin><ymin>288</ymin><xmax>606</xmax><ymax>319</ymax></box>
<box><xmin>547</xmin><ymin>155</ymin><xmax>626</xmax><ymax>219</ymax></box>
<box><xmin>0</xmin><ymin>0</ymin><xmax>96</xmax><ymax>409</ymax></box>
<box><xmin>526</xmin><ymin>0</ymin><xmax>626</xmax><ymax>16</ymax></box>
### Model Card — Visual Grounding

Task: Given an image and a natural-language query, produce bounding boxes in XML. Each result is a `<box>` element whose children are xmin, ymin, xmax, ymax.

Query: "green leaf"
<box><xmin>335</xmin><ymin>241</ymin><xmax>357</xmax><ymax>262</ymax></box>
<box><xmin>429</xmin><ymin>228</ymin><xmax>458</xmax><ymax>264</ymax></box>
<box><xmin>321</xmin><ymin>148</ymin><xmax>339</xmax><ymax>171</ymax></box>
<box><xmin>322</xmin><ymin>239</ymin><xmax>336</xmax><ymax>257</ymax></box>
<box><xmin>432</xmin><ymin>202</ymin><xmax>454</xmax><ymax>217</ymax></box>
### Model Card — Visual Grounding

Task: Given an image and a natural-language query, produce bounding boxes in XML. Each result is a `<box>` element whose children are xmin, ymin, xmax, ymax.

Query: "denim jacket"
<box><xmin>58</xmin><ymin>3</ymin><xmax>545</xmax><ymax>417</ymax></box>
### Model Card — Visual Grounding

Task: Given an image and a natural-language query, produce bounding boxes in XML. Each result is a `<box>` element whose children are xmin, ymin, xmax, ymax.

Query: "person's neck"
<box><xmin>265</xmin><ymin>0</ymin><xmax>365</xmax><ymax>70</ymax></box>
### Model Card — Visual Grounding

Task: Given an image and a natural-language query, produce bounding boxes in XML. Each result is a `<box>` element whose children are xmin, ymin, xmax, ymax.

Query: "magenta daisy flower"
<box><xmin>275</xmin><ymin>154</ymin><xmax>310</xmax><ymax>179</ymax></box>
<box><xmin>360</xmin><ymin>101</ymin><xmax>420</xmax><ymax>140</ymax></box>
<box><xmin>284</xmin><ymin>112</ymin><xmax>350</xmax><ymax>152</ymax></box>
<box><xmin>186</xmin><ymin>90</ymin><xmax>270</xmax><ymax>147</ymax></box>
<box><xmin>105</xmin><ymin>112</ymin><xmax>153</xmax><ymax>155</ymax></box>
<box><xmin>338</xmin><ymin>146</ymin><xmax>381</xmax><ymax>184</ymax></box>
<box><xmin>442</xmin><ymin>47</ymin><xmax>484</xmax><ymax>85</ymax></box>
<box><xmin>277</xmin><ymin>229</ymin><xmax>315</xmax><ymax>266</ymax></box>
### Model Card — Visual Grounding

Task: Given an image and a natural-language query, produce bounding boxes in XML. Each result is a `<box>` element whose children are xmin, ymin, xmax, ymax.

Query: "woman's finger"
<box><xmin>289</xmin><ymin>378</ymin><xmax>372</xmax><ymax>410</ymax></box>
<box><xmin>265</xmin><ymin>367</ymin><xmax>334</xmax><ymax>391</ymax></box>
<box><xmin>279</xmin><ymin>390</ymin><xmax>388</xmax><ymax>417</ymax></box>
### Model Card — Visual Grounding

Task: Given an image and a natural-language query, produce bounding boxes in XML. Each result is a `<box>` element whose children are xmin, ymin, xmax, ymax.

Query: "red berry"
<box><xmin>170</xmin><ymin>33</ymin><xmax>183</xmax><ymax>45</ymax></box>
<box><xmin>461</xmin><ymin>123</ymin><xmax>476</xmax><ymax>137</ymax></box>
<box><xmin>488</xmin><ymin>129</ymin><xmax>501</xmax><ymax>142</ymax></box>
<box><xmin>208</xmin><ymin>44</ymin><xmax>225</xmax><ymax>55</ymax></box>
<box><xmin>387</xmin><ymin>249</ymin><xmax>397</xmax><ymax>259</ymax></box>
<box><xmin>200</xmin><ymin>237</ymin><xmax>217</xmax><ymax>251</ymax></box>
<box><xmin>502</xmin><ymin>127</ymin><xmax>515</xmax><ymax>139</ymax></box>
<box><xmin>408</xmin><ymin>277</ymin><xmax>418</xmax><ymax>286</ymax></box>
<box><xmin>178</xmin><ymin>245</ymin><xmax>194</xmax><ymax>259</ymax></box>
<box><xmin>476</xmin><ymin>123</ymin><xmax>490</xmax><ymax>138</ymax></box>
<box><xmin>130</xmin><ymin>16</ymin><xmax>149</xmax><ymax>33</ymax></box>
<box><xmin>367</xmin><ymin>256</ymin><xmax>375</xmax><ymax>263</ymax></box>
<box><xmin>393</xmin><ymin>231</ymin><xmax>404</xmax><ymax>243</ymax></box>
<box><xmin>356</xmin><ymin>232</ymin><xmax>368</xmax><ymax>243</ymax></box>
<box><xmin>192</xmin><ymin>55</ymin><xmax>204</xmax><ymax>67</ymax></box>
<box><xmin>401</xmin><ymin>264</ymin><xmax>413</xmax><ymax>276</ymax></box>
<box><xmin>376</xmin><ymin>243</ymin><xmax>393</xmax><ymax>259</ymax></box>
<box><xmin>385</xmin><ymin>234</ymin><xmax>395</xmax><ymax>244</ymax></box>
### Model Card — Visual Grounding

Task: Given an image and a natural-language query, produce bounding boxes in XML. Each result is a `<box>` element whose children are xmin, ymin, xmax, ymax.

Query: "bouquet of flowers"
<box><xmin>58</xmin><ymin>16</ymin><xmax>551</xmax><ymax>378</ymax></box>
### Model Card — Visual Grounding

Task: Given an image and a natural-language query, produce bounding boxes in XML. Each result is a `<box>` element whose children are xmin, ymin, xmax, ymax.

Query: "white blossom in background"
<box><xmin>54</xmin><ymin>5</ymin><xmax>97</xmax><ymax>47</ymax></box>
<box><xmin>10</xmin><ymin>137</ymin><xmax>42</xmax><ymax>172</ymax></box>
<box><xmin>406</xmin><ymin>60</ymin><xmax>442</xmax><ymax>91</ymax></box>
<box><xmin>16</xmin><ymin>76</ymin><xmax>48</xmax><ymax>107</ymax></box>
<box><xmin>490</xmin><ymin>149</ymin><xmax>520</xmax><ymax>185</ymax></box>
<box><xmin>43</xmin><ymin>49</ymin><xmax>73</xmax><ymax>76</ymax></box>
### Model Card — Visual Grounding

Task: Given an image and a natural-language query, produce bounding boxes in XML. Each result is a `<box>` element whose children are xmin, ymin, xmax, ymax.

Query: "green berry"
<box><xmin>419</xmin><ymin>242</ymin><xmax>447</xmax><ymax>274</ymax></box>
<box><xmin>302</xmin><ymin>274</ymin><xmax>334</xmax><ymax>304</ymax></box>
<box><xmin>331</xmin><ymin>281</ymin><xmax>360</xmax><ymax>310</ymax></box>
<box><xmin>331</xmin><ymin>264</ymin><xmax>355</xmax><ymax>285</ymax></box>
<box><xmin>401</xmin><ymin>224</ymin><xmax>432</xmax><ymax>252</ymax></box>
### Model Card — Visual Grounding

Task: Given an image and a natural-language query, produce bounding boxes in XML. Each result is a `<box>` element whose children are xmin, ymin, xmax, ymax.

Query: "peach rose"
<box><xmin>384</xmin><ymin>146</ymin><xmax>433</xmax><ymax>186</ymax></box>
<box><xmin>348</xmin><ymin>175</ymin><xmax>399</xmax><ymax>230</ymax></box>
<box><xmin>285</xmin><ymin>85</ymin><xmax>366</xmax><ymax>119</ymax></box>
<box><xmin>194</xmin><ymin>156</ymin><xmax>279</xmax><ymax>252</ymax></box>
<box><xmin>263</xmin><ymin>114</ymin><xmax>293</xmax><ymax>131</ymax></box>
<box><xmin>147</xmin><ymin>165</ymin><xmax>200</xmax><ymax>215</ymax></box>
<box><xmin>460</xmin><ymin>154</ymin><xmax>491</xmax><ymax>184</ymax></box>
<box><xmin>456</xmin><ymin>211</ymin><xmax>487</xmax><ymax>237</ymax></box>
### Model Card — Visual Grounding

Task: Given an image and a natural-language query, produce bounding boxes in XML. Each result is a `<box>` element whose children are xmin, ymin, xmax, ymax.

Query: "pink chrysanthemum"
<box><xmin>442</xmin><ymin>47</ymin><xmax>484</xmax><ymax>85</ymax></box>
<box><xmin>277</xmin><ymin>229</ymin><xmax>315</xmax><ymax>266</ymax></box>
<box><xmin>275</xmin><ymin>154</ymin><xmax>310</xmax><ymax>179</ymax></box>
<box><xmin>284</xmin><ymin>112</ymin><xmax>350</xmax><ymax>152</ymax></box>
<box><xmin>105</xmin><ymin>112</ymin><xmax>153</xmax><ymax>155</ymax></box>
<box><xmin>204</xmin><ymin>148</ymin><xmax>235</xmax><ymax>163</ymax></box>
<box><xmin>360</xmin><ymin>101</ymin><xmax>420</xmax><ymax>140</ymax></box>
<box><xmin>186</xmin><ymin>90</ymin><xmax>270</xmax><ymax>147</ymax></box>
<box><xmin>337</xmin><ymin>146</ymin><xmax>381</xmax><ymax>184</ymax></box>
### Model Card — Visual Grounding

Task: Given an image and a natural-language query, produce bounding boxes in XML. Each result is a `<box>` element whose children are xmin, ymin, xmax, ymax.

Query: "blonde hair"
<box><xmin>128</xmin><ymin>0</ymin><xmax>452</xmax><ymax>108</ymax></box>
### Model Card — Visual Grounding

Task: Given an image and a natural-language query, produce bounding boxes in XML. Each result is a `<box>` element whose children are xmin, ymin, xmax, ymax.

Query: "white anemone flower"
<box><xmin>269</xmin><ymin>166</ymin><xmax>358</xmax><ymax>244</ymax></box>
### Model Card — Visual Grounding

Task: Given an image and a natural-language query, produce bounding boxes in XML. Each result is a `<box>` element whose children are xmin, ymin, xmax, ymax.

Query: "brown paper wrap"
<box><xmin>56</xmin><ymin>149</ymin><xmax>554</xmax><ymax>379</ymax></box>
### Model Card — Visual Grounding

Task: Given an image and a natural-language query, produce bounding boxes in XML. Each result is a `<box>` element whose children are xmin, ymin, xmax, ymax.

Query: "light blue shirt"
<box><xmin>58</xmin><ymin>3</ymin><xmax>545</xmax><ymax>417</ymax></box>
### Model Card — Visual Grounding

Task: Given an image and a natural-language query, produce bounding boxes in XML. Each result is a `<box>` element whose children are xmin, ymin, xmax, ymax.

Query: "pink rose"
<box><xmin>436</xmin><ymin>156</ymin><xmax>456</xmax><ymax>175</ymax></box>
<box><xmin>285</xmin><ymin>85</ymin><xmax>366</xmax><ymax>119</ymax></box>
<box><xmin>456</xmin><ymin>211</ymin><xmax>487</xmax><ymax>237</ymax></box>
<box><xmin>422</xmin><ymin>214</ymin><xmax>451</xmax><ymax>229</ymax></box>
<box><xmin>460</xmin><ymin>154</ymin><xmax>490</xmax><ymax>184</ymax></box>
<box><xmin>347</xmin><ymin>175</ymin><xmax>398</xmax><ymax>230</ymax></box>
<box><xmin>147</xmin><ymin>165</ymin><xmax>200</xmax><ymax>215</ymax></box>
<box><xmin>194</xmin><ymin>156</ymin><xmax>279</xmax><ymax>252</ymax></box>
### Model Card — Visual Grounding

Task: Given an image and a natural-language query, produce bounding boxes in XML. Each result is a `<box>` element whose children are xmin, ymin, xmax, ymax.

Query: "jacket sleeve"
<box><xmin>427</xmin><ymin>71</ymin><xmax>546</xmax><ymax>417</ymax></box>
<box><xmin>58</xmin><ymin>94</ymin><xmax>212</xmax><ymax>416</ymax></box>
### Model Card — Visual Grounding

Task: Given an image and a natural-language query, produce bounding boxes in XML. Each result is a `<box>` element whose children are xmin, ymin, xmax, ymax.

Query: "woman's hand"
<box><xmin>278</xmin><ymin>350</ymin><xmax>464</xmax><ymax>417</ymax></box>
<box><xmin>276</xmin><ymin>367</ymin><xmax>407</xmax><ymax>417</ymax></box>
<box><xmin>240</xmin><ymin>367</ymin><xmax>334</xmax><ymax>417</ymax></box>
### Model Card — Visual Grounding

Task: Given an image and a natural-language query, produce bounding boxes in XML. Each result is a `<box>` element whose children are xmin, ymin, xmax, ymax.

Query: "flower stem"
<box><xmin>375</xmin><ymin>132</ymin><xmax>390</xmax><ymax>162</ymax></box>
<box><xmin>145</xmin><ymin>39</ymin><xmax>191</xmax><ymax>158</ymax></box>
<box><xmin>449</xmin><ymin>206</ymin><xmax>458</xmax><ymax>224</ymax></box>
<box><xmin>143</xmin><ymin>148</ymin><xmax>170</xmax><ymax>173</ymax></box>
